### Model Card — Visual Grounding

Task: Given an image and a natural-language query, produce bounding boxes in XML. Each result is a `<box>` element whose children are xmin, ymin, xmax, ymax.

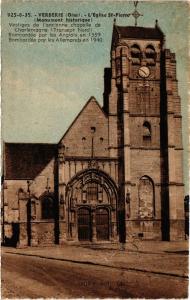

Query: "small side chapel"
<box><xmin>2</xmin><ymin>19</ymin><xmax>185</xmax><ymax>247</ymax></box>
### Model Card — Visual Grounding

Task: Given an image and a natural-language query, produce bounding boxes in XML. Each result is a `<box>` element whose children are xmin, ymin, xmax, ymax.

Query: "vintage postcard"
<box><xmin>1</xmin><ymin>0</ymin><xmax>189</xmax><ymax>298</ymax></box>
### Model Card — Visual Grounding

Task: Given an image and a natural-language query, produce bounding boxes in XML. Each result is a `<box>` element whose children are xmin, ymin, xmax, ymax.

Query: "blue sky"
<box><xmin>2</xmin><ymin>1</ymin><xmax>189</xmax><ymax>193</ymax></box>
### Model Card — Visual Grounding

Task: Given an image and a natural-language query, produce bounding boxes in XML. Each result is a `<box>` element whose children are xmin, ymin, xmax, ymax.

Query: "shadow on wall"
<box><xmin>3</xmin><ymin>222</ymin><xmax>19</xmax><ymax>247</ymax></box>
<box><xmin>184</xmin><ymin>195</ymin><xmax>189</xmax><ymax>238</ymax></box>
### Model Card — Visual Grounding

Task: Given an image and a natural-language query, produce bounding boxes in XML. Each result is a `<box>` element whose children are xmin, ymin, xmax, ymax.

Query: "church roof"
<box><xmin>4</xmin><ymin>143</ymin><xmax>56</xmax><ymax>180</ymax></box>
<box><xmin>114</xmin><ymin>25</ymin><xmax>164</xmax><ymax>40</ymax></box>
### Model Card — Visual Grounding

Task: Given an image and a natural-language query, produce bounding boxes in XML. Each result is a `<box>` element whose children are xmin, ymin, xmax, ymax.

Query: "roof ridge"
<box><xmin>116</xmin><ymin>25</ymin><xmax>161</xmax><ymax>30</ymax></box>
<box><xmin>4</xmin><ymin>142</ymin><xmax>56</xmax><ymax>145</ymax></box>
<box><xmin>112</xmin><ymin>25</ymin><xmax>164</xmax><ymax>41</ymax></box>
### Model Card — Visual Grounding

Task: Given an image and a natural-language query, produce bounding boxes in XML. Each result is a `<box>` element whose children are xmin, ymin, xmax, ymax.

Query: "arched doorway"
<box><xmin>78</xmin><ymin>208</ymin><xmax>91</xmax><ymax>241</ymax></box>
<box><xmin>96</xmin><ymin>208</ymin><xmax>109</xmax><ymax>240</ymax></box>
<box><xmin>66</xmin><ymin>168</ymin><xmax>118</xmax><ymax>243</ymax></box>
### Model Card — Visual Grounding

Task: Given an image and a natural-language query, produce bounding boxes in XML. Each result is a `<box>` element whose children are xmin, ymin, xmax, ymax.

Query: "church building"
<box><xmin>2</xmin><ymin>20</ymin><xmax>185</xmax><ymax>247</ymax></box>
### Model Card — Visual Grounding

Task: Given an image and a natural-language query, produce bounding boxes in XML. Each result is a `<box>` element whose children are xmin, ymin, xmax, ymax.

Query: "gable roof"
<box><xmin>59</xmin><ymin>96</ymin><xmax>108</xmax><ymax>143</ymax></box>
<box><xmin>4</xmin><ymin>98</ymin><xmax>108</xmax><ymax>179</ymax></box>
<box><xmin>4</xmin><ymin>143</ymin><xmax>57</xmax><ymax>180</ymax></box>
<box><xmin>113</xmin><ymin>24</ymin><xmax>164</xmax><ymax>41</ymax></box>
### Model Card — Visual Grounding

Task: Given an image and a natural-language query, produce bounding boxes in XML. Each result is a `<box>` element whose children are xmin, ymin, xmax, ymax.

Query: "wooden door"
<box><xmin>78</xmin><ymin>208</ymin><xmax>91</xmax><ymax>241</ymax></box>
<box><xmin>96</xmin><ymin>208</ymin><xmax>109</xmax><ymax>240</ymax></box>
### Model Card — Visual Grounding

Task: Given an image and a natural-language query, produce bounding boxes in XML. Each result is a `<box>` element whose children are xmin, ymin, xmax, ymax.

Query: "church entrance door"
<box><xmin>67</xmin><ymin>169</ymin><xmax>118</xmax><ymax>243</ymax></box>
<box><xmin>78</xmin><ymin>208</ymin><xmax>91</xmax><ymax>241</ymax></box>
<box><xmin>96</xmin><ymin>208</ymin><xmax>109</xmax><ymax>240</ymax></box>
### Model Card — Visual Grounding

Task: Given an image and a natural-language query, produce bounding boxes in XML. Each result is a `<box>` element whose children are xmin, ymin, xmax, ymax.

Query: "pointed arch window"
<box><xmin>41</xmin><ymin>196</ymin><xmax>54</xmax><ymax>219</ymax></box>
<box><xmin>145</xmin><ymin>45</ymin><xmax>156</xmax><ymax>65</ymax></box>
<box><xmin>143</xmin><ymin>121</ymin><xmax>151</xmax><ymax>143</ymax></box>
<box><xmin>131</xmin><ymin>44</ymin><xmax>141</xmax><ymax>65</ymax></box>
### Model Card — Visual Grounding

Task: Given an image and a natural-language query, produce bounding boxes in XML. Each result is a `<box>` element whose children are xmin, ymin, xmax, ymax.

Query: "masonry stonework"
<box><xmin>2</xmin><ymin>21</ymin><xmax>185</xmax><ymax>247</ymax></box>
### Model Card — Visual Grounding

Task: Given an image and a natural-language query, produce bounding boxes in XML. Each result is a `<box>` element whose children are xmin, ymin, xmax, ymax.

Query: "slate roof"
<box><xmin>4</xmin><ymin>143</ymin><xmax>57</xmax><ymax>179</ymax></box>
<box><xmin>114</xmin><ymin>25</ymin><xmax>164</xmax><ymax>40</ymax></box>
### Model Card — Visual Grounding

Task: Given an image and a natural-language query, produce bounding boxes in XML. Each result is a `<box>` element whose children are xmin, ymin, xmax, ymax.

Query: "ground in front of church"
<box><xmin>2</xmin><ymin>240</ymin><xmax>189</xmax><ymax>299</ymax></box>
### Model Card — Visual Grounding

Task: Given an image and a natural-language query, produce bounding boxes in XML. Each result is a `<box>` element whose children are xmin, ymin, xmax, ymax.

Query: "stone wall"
<box><xmin>3</xmin><ymin>157</ymin><xmax>56</xmax><ymax>246</ymax></box>
<box><xmin>61</xmin><ymin>97</ymin><xmax>109</xmax><ymax>158</ymax></box>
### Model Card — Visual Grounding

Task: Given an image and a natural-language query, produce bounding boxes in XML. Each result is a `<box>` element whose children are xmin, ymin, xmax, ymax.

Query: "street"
<box><xmin>2</xmin><ymin>251</ymin><xmax>188</xmax><ymax>299</ymax></box>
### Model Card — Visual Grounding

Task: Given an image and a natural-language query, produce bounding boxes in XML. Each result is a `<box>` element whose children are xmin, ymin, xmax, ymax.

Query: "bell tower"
<box><xmin>103</xmin><ymin>19</ymin><xmax>184</xmax><ymax>241</ymax></box>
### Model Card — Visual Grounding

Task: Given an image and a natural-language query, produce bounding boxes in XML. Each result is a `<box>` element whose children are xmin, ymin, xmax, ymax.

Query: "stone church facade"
<box><xmin>2</xmin><ymin>21</ymin><xmax>185</xmax><ymax>247</ymax></box>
